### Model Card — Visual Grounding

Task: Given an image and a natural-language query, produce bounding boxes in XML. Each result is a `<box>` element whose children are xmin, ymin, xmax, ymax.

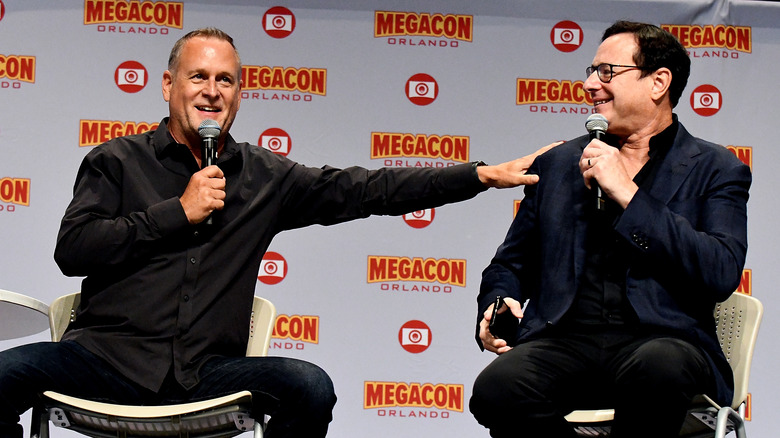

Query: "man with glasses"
<box><xmin>469</xmin><ymin>21</ymin><xmax>750</xmax><ymax>438</ymax></box>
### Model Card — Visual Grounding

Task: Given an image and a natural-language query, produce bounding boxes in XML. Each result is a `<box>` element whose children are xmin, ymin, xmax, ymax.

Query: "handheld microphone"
<box><xmin>198</xmin><ymin>119</ymin><xmax>221</xmax><ymax>225</ymax></box>
<box><xmin>585</xmin><ymin>114</ymin><xmax>609</xmax><ymax>211</ymax></box>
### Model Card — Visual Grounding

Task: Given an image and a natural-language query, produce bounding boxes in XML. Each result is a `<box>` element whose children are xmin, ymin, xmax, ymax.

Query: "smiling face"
<box><xmin>584</xmin><ymin>33</ymin><xmax>658</xmax><ymax>138</ymax></box>
<box><xmin>162</xmin><ymin>36</ymin><xmax>242</xmax><ymax>152</ymax></box>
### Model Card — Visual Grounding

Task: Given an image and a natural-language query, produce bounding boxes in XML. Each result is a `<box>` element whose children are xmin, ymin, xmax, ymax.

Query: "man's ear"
<box><xmin>650</xmin><ymin>67</ymin><xmax>672</xmax><ymax>102</ymax></box>
<box><xmin>162</xmin><ymin>70</ymin><xmax>172</xmax><ymax>102</ymax></box>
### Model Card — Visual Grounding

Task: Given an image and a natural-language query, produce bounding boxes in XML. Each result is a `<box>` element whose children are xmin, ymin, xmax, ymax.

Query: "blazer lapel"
<box><xmin>649</xmin><ymin>124</ymin><xmax>702</xmax><ymax>205</ymax></box>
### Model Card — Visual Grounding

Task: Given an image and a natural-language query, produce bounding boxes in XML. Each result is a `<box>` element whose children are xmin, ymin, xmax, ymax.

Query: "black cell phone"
<box><xmin>488</xmin><ymin>296</ymin><xmax>519</xmax><ymax>342</ymax></box>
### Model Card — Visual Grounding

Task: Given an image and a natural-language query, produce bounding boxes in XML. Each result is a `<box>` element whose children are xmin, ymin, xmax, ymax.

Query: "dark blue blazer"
<box><xmin>477</xmin><ymin>122</ymin><xmax>751</xmax><ymax>406</ymax></box>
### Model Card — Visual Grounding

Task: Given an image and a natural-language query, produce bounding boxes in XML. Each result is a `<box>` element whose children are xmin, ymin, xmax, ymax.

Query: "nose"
<box><xmin>202</xmin><ymin>79</ymin><xmax>218</xmax><ymax>97</ymax></box>
<box><xmin>583</xmin><ymin>71</ymin><xmax>601</xmax><ymax>93</ymax></box>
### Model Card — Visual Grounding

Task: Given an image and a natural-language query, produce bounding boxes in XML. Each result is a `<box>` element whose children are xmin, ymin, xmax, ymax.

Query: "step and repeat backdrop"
<box><xmin>1</xmin><ymin>0</ymin><xmax>779</xmax><ymax>437</ymax></box>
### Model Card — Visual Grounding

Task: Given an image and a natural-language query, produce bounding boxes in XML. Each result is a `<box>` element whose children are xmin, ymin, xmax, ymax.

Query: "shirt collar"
<box><xmin>152</xmin><ymin>117</ymin><xmax>242</xmax><ymax>163</ymax></box>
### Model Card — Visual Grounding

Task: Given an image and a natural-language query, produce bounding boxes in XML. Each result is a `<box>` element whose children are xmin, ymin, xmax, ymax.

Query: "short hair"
<box><xmin>602</xmin><ymin>21</ymin><xmax>690</xmax><ymax>108</ymax></box>
<box><xmin>167</xmin><ymin>27</ymin><xmax>241</xmax><ymax>75</ymax></box>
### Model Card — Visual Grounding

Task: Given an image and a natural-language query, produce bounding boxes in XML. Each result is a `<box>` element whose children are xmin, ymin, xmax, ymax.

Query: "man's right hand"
<box><xmin>479</xmin><ymin>296</ymin><xmax>523</xmax><ymax>355</ymax></box>
<box><xmin>179</xmin><ymin>165</ymin><xmax>226</xmax><ymax>224</ymax></box>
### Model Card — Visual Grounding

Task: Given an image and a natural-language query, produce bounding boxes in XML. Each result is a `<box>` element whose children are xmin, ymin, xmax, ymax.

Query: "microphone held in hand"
<box><xmin>585</xmin><ymin>114</ymin><xmax>609</xmax><ymax>211</ymax></box>
<box><xmin>198</xmin><ymin>119</ymin><xmax>221</xmax><ymax>225</ymax></box>
<box><xmin>198</xmin><ymin>119</ymin><xmax>221</xmax><ymax>168</ymax></box>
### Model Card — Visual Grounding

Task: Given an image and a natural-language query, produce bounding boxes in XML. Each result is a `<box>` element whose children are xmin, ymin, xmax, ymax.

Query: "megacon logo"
<box><xmin>406</xmin><ymin>73</ymin><xmax>438</xmax><ymax>105</ymax></box>
<box><xmin>662</xmin><ymin>24</ymin><xmax>751</xmax><ymax>59</ymax></box>
<box><xmin>262</xmin><ymin>6</ymin><xmax>295</xmax><ymax>39</ymax></box>
<box><xmin>371</xmin><ymin>131</ymin><xmax>469</xmax><ymax>168</ymax></box>
<box><xmin>367</xmin><ymin>255</ymin><xmax>466</xmax><ymax>294</ymax></box>
<box><xmin>550</xmin><ymin>20</ymin><xmax>583</xmax><ymax>52</ymax></box>
<box><xmin>79</xmin><ymin>120</ymin><xmax>158</xmax><ymax>147</ymax></box>
<box><xmin>258</xmin><ymin>251</ymin><xmax>287</xmax><ymax>285</ymax></box>
<box><xmin>403</xmin><ymin>209</ymin><xmax>434</xmax><ymax>229</ymax></box>
<box><xmin>0</xmin><ymin>54</ymin><xmax>36</xmax><ymax>89</ymax></box>
<box><xmin>240</xmin><ymin>65</ymin><xmax>326</xmax><ymax>102</ymax></box>
<box><xmin>736</xmin><ymin>269</ymin><xmax>752</xmax><ymax>295</ymax></box>
<box><xmin>270</xmin><ymin>314</ymin><xmax>319</xmax><ymax>350</ymax></box>
<box><xmin>399</xmin><ymin>320</ymin><xmax>431</xmax><ymax>353</ymax></box>
<box><xmin>259</xmin><ymin>128</ymin><xmax>291</xmax><ymax>156</ymax></box>
<box><xmin>83</xmin><ymin>0</ymin><xmax>183</xmax><ymax>35</ymax></box>
<box><xmin>364</xmin><ymin>381</ymin><xmax>464</xmax><ymax>418</ymax></box>
<box><xmin>115</xmin><ymin>61</ymin><xmax>148</xmax><ymax>93</ymax></box>
<box><xmin>727</xmin><ymin>146</ymin><xmax>752</xmax><ymax>170</ymax></box>
<box><xmin>690</xmin><ymin>84</ymin><xmax>722</xmax><ymax>116</ymax></box>
<box><xmin>374</xmin><ymin>11</ymin><xmax>473</xmax><ymax>48</ymax></box>
<box><xmin>0</xmin><ymin>177</ymin><xmax>30</xmax><ymax>213</ymax></box>
<box><xmin>516</xmin><ymin>78</ymin><xmax>594</xmax><ymax>115</ymax></box>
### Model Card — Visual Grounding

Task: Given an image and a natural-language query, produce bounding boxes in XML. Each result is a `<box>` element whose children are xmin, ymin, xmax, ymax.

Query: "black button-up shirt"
<box><xmin>55</xmin><ymin>118</ymin><xmax>487</xmax><ymax>391</ymax></box>
<box><xmin>565</xmin><ymin>118</ymin><xmax>678</xmax><ymax>328</ymax></box>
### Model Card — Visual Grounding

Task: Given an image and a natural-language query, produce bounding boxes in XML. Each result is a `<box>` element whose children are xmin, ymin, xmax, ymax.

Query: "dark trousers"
<box><xmin>0</xmin><ymin>341</ymin><xmax>337</xmax><ymax>438</ymax></box>
<box><xmin>469</xmin><ymin>328</ymin><xmax>715</xmax><ymax>438</ymax></box>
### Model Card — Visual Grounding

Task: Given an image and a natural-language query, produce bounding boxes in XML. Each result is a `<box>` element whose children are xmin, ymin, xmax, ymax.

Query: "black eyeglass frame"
<box><xmin>585</xmin><ymin>63</ymin><xmax>649</xmax><ymax>83</ymax></box>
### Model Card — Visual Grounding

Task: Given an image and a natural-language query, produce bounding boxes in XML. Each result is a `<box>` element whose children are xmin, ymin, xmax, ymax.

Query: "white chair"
<box><xmin>565</xmin><ymin>292</ymin><xmax>763</xmax><ymax>438</ymax></box>
<box><xmin>31</xmin><ymin>292</ymin><xmax>276</xmax><ymax>438</ymax></box>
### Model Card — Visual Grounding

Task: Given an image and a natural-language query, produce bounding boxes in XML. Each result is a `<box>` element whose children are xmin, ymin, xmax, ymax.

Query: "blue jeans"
<box><xmin>0</xmin><ymin>341</ymin><xmax>336</xmax><ymax>438</ymax></box>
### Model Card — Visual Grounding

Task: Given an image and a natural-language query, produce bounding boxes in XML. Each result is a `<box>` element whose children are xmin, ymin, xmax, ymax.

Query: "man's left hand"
<box><xmin>477</xmin><ymin>141</ymin><xmax>563</xmax><ymax>188</ymax></box>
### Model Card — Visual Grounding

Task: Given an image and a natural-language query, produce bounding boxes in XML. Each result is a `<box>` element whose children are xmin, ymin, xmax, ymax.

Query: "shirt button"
<box><xmin>183</xmin><ymin>295</ymin><xmax>189</xmax><ymax>302</ymax></box>
<box><xmin>190</xmin><ymin>257</ymin><xmax>196</xmax><ymax>264</ymax></box>
<box><xmin>194</xmin><ymin>231</ymin><xmax>200</xmax><ymax>238</ymax></box>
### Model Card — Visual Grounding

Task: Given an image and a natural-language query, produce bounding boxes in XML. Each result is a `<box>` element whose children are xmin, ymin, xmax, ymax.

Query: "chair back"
<box><xmin>48</xmin><ymin>293</ymin><xmax>80</xmax><ymax>342</ymax></box>
<box><xmin>247</xmin><ymin>296</ymin><xmax>277</xmax><ymax>357</ymax></box>
<box><xmin>714</xmin><ymin>292</ymin><xmax>763</xmax><ymax>409</ymax></box>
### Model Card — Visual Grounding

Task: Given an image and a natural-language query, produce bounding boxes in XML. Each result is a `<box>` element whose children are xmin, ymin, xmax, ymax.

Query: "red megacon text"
<box><xmin>517</xmin><ymin>79</ymin><xmax>593</xmax><ymax>105</ymax></box>
<box><xmin>0</xmin><ymin>178</ymin><xmax>30</xmax><ymax>206</ymax></box>
<box><xmin>0</xmin><ymin>55</ymin><xmax>35</xmax><ymax>83</ymax></box>
<box><xmin>364</xmin><ymin>382</ymin><xmax>464</xmax><ymax>411</ymax></box>
<box><xmin>241</xmin><ymin>66</ymin><xmax>327</xmax><ymax>95</ymax></box>
<box><xmin>367</xmin><ymin>256</ymin><xmax>466</xmax><ymax>287</ymax></box>
<box><xmin>662</xmin><ymin>25</ymin><xmax>751</xmax><ymax>53</ymax></box>
<box><xmin>374</xmin><ymin>11</ymin><xmax>473</xmax><ymax>42</ymax></box>
<box><xmin>84</xmin><ymin>0</ymin><xmax>183</xmax><ymax>28</ymax></box>
<box><xmin>736</xmin><ymin>269</ymin><xmax>752</xmax><ymax>295</ymax></box>
<box><xmin>272</xmin><ymin>315</ymin><xmax>319</xmax><ymax>344</ymax></box>
<box><xmin>371</xmin><ymin>132</ymin><xmax>469</xmax><ymax>163</ymax></box>
<box><xmin>79</xmin><ymin>120</ymin><xmax>159</xmax><ymax>147</ymax></box>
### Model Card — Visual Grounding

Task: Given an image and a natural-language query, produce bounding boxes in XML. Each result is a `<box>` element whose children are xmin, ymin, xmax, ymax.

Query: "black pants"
<box><xmin>469</xmin><ymin>328</ymin><xmax>715</xmax><ymax>438</ymax></box>
<box><xmin>0</xmin><ymin>341</ymin><xmax>337</xmax><ymax>438</ymax></box>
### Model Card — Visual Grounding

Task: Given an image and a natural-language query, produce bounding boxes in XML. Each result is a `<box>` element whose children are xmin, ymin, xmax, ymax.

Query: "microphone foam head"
<box><xmin>585</xmin><ymin>114</ymin><xmax>608</xmax><ymax>133</ymax></box>
<box><xmin>198</xmin><ymin>119</ymin><xmax>221</xmax><ymax>139</ymax></box>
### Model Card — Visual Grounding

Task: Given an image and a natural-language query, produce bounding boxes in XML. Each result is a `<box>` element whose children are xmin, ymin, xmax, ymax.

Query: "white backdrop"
<box><xmin>1</xmin><ymin>1</ymin><xmax>779</xmax><ymax>437</ymax></box>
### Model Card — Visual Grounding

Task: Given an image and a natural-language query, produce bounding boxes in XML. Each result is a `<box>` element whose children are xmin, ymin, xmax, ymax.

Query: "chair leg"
<box><xmin>253</xmin><ymin>420</ymin><xmax>263</xmax><ymax>438</ymax></box>
<box><xmin>715</xmin><ymin>407</ymin><xmax>744</xmax><ymax>438</ymax></box>
<box><xmin>29</xmin><ymin>405</ymin><xmax>49</xmax><ymax>438</ymax></box>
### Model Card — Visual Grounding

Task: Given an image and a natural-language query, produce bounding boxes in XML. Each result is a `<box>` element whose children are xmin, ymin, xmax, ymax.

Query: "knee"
<box><xmin>618</xmin><ymin>338</ymin><xmax>710</xmax><ymax>390</ymax></box>
<box><xmin>288</xmin><ymin>361</ymin><xmax>337</xmax><ymax>413</ymax></box>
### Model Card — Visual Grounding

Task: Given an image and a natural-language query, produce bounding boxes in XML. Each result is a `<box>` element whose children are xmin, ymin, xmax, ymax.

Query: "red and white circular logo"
<box><xmin>403</xmin><ymin>208</ymin><xmax>435</xmax><ymax>229</ymax></box>
<box><xmin>690</xmin><ymin>84</ymin><xmax>722</xmax><ymax>117</ymax></box>
<box><xmin>259</xmin><ymin>128</ymin><xmax>292</xmax><ymax>156</ymax></box>
<box><xmin>406</xmin><ymin>73</ymin><xmax>438</xmax><ymax>106</ymax></box>
<box><xmin>258</xmin><ymin>251</ymin><xmax>288</xmax><ymax>285</ymax></box>
<box><xmin>550</xmin><ymin>20</ymin><xmax>583</xmax><ymax>52</ymax></box>
<box><xmin>114</xmin><ymin>61</ymin><xmax>148</xmax><ymax>93</ymax></box>
<box><xmin>398</xmin><ymin>320</ymin><xmax>432</xmax><ymax>353</ymax></box>
<box><xmin>263</xmin><ymin>6</ymin><xmax>295</xmax><ymax>39</ymax></box>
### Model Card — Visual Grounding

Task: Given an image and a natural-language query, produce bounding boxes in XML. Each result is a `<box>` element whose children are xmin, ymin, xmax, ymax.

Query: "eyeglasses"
<box><xmin>586</xmin><ymin>63</ymin><xmax>646</xmax><ymax>83</ymax></box>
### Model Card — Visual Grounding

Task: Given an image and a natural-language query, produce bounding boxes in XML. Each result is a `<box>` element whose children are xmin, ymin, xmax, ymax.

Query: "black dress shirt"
<box><xmin>54</xmin><ymin>118</ymin><xmax>487</xmax><ymax>392</ymax></box>
<box><xmin>564</xmin><ymin>118</ymin><xmax>678</xmax><ymax>328</ymax></box>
